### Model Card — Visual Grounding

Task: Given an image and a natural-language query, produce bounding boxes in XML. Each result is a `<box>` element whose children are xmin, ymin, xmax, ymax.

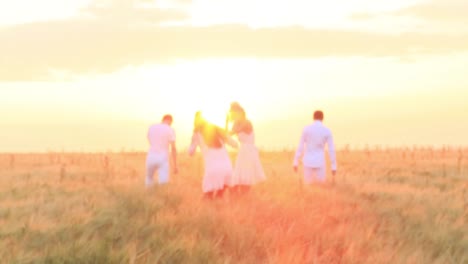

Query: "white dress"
<box><xmin>189</xmin><ymin>133</ymin><xmax>236</xmax><ymax>193</ymax></box>
<box><xmin>230</xmin><ymin>132</ymin><xmax>266</xmax><ymax>186</ymax></box>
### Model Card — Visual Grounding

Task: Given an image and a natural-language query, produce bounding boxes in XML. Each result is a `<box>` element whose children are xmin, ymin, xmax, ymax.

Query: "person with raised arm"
<box><xmin>226</xmin><ymin>102</ymin><xmax>266</xmax><ymax>195</ymax></box>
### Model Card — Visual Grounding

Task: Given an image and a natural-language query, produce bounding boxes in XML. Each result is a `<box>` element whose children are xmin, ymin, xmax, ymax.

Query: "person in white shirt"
<box><xmin>146</xmin><ymin>114</ymin><xmax>178</xmax><ymax>187</ymax></box>
<box><xmin>293</xmin><ymin>110</ymin><xmax>337</xmax><ymax>184</ymax></box>
<box><xmin>226</xmin><ymin>102</ymin><xmax>266</xmax><ymax>195</ymax></box>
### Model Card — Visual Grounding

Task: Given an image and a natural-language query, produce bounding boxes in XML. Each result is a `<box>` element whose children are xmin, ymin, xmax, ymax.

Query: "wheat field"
<box><xmin>0</xmin><ymin>148</ymin><xmax>467</xmax><ymax>263</ymax></box>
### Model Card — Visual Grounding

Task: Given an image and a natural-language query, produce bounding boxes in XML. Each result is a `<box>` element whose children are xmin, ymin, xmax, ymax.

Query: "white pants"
<box><xmin>303</xmin><ymin>166</ymin><xmax>326</xmax><ymax>184</ymax></box>
<box><xmin>145</xmin><ymin>152</ymin><xmax>169</xmax><ymax>187</ymax></box>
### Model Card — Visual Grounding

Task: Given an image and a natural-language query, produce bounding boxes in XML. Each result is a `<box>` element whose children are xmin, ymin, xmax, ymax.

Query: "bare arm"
<box><xmin>216</xmin><ymin>126</ymin><xmax>238</xmax><ymax>149</ymax></box>
<box><xmin>231</xmin><ymin>120</ymin><xmax>253</xmax><ymax>135</ymax></box>
<box><xmin>327</xmin><ymin>131</ymin><xmax>337</xmax><ymax>173</ymax></box>
<box><xmin>225</xmin><ymin>113</ymin><xmax>230</xmax><ymax>132</ymax></box>
<box><xmin>293</xmin><ymin>129</ymin><xmax>306</xmax><ymax>169</ymax></box>
<box><xmin>225</xmin><ymin>135</ymin><xmax>239</xmax><ymax>149</ymax></box>
<box><xmin>188</xmin><ymin>133</ymin><xmax>199</xmax><ymax>156</ymax></box>
<box><xmin>228</xmin><ymin>120</ymin><xmax>240</xmax><ymax>136</ymax></box>
<box><xmin>170</xmin><ymin>141</ymin><xmax>178</xmax><ymax>174</ymax></box>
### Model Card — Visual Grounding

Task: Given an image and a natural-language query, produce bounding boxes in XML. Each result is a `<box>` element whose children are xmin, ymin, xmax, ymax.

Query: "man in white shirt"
<box><xmin>293</xmin><ymin>110</ymin><xmax>337</xmax><ymax>184</ymax></box>
<box><xmin>146</xmin><ymin>114</ymin><xmax>178</xmax><ymax>187</ymax></box>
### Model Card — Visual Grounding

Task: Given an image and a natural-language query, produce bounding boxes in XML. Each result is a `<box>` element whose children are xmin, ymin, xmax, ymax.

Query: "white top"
<box><xmin>147</xmin><ymin>123</ymin><xmax>175</xmax><ymax>156</ymax></box>
<box><xmin>237</xmin><ymin>132</ymin><xmax>255</xmax><ymax>145</ymax></box>
<box><xmin>293</xmin><ymin>121</ymin><xmax>337</xmax><ymax>170</ymax></box>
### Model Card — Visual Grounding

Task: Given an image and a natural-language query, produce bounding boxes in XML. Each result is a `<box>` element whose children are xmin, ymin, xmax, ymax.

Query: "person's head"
<box><xmin>313</xmin><ymin>110</ymin><xmax>324</xmax><ymax>121</ymax></box>
<box><xmin>162</xmin><ymin>114</ymin><xmax>173</xmax><ymax>125</ymax></box>
<box><xmin>229</xmin><ymin>102</ymin><xmax>246</xmax><ymax>122</ymax></box>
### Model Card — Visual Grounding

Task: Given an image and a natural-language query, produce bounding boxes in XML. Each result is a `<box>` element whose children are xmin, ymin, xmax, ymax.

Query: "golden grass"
<box><xmin>0</xmin><ymin>148</ymin><xmax>467</xmax><ymax>263</ymax></box>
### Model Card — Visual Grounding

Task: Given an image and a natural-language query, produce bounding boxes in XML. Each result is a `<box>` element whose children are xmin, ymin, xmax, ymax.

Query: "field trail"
<box><xmin>0</xmin><ymin>151</ymin><xmax>466</xmax><ymax>263</ymax></box>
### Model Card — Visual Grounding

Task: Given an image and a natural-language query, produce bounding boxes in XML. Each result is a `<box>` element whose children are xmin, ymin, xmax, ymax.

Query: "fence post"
<box><xmin>365</xmin><ymin>145</ymin><xmax>371</xmax><ymax>159</ymax></box>
<box><xmin>103</xmin><ymin>155</ymin><xmax>111</xmax><ymax>180</ymax></box>
<box><xmin>461</xmin><ymin>184</ymin><xmax>467</xmax><ymax>212</ymax></box>
<box><xmin>9</xmin><ymin>154</ymin><xmax>15</xmax><ymax>170</ymax></box>
<box><xmin>458</xmin><ymin>148</ymin><xmax>463</xmax><ymax>177</ymax></box>
<box><xmin>60</xmin><ymin>164</ymin><xmax>66</xmax><ymax>182</ymax></box>
<box><xmin>442</xmin><ymin>163</ymin><xmax>447</xmax><ymax>178</ymax></box>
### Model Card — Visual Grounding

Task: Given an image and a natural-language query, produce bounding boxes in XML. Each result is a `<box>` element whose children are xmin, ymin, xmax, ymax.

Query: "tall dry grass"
<box><xmin>0</xmin><ymin>148</ymin><xmax>466</xmax><ymax>263</ymax></box>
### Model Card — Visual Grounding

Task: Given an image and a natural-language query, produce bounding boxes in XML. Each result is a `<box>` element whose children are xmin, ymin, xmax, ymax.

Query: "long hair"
<box><xmin>230</xmin><ymin>102</ymin><xmax>247</xmax><ymax>121</ymax></box>
<box><xmin>193</xmin><ymin>111</ymin><xmax>227</xmax><ymax>148</ymax></box>
<box><xmin>229</xmin><ymin>102</ymin><xmax>252</xmax><ymax>134</ymax></box>
<box><xmin>193</xmin><ymin>111</ymin><xmax>204</xmax><ymax>132</ymax></box>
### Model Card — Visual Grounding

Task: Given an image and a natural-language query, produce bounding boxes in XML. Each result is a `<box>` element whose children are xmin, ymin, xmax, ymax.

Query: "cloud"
<box><xmin>394</xmin><ymin>0</ymin><xmax>468</xmax><ymax>23</ymax></box>
<box><xmin>348</xmin><ymin>13</ymin><xmax>376</xmax><ymax>21</ymax></box>
<box><xmin>350</xmin><ymin>0</ymin><xmax>468</xmax><ymax>24</ymax></box>
<box><xmin>83</xmin><ymin>0</ymin><xmax>189</xmax><ymax>25</ymax></box>
<box><xmin>169</xmin><ymin>0</ymin><xmax>192</xmax><ymax>4</ymax></box>
<box><xmin>2</xmin><ymin>0</ymin><xmax>468</xmax><ymax>81</ymax></box>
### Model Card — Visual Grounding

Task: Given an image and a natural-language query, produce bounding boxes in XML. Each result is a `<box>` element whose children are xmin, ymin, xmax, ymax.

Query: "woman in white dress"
<box><xmin>226</xmin><ymin>102</ymin><xmax>266</xmax><ymax>194</ymax></box>
<box><xmin>189</xmin><ymin>111</ymin><xmax>238</xmax><ymax>199</ymax></box>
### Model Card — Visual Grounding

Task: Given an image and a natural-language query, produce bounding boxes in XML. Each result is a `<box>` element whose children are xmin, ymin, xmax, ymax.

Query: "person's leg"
<box><xmin>240</xmin><ymin>185</ymin><xmax>250</xmax><ymax>194</ymax></box>
<box><xmin>158</xmin><ymin>161</ymin><xmax>170</xmax><ymax>184</ymax></box>
<box><xmin>215</xmin><ymin>187</ymin><xmax>225</xmax><ymax>198</ymax></box>
<box><xmin>316</xmin><ymin>166</ymin><xmax>326</xmax><ymax>184</ymax></box>
<box><xmin>145</xmin><ymin>160</ymin><xmax>158</xmax><ymax>188</ymax></box>
<box><xmin>234</xmin><ymin>185</ymin><xmax>240</xmax><ymax>195</ymax></box>
<box><xmin>203</xmin><ymin>191</ymin><xmax>215</xmax><ymax>200</ymax></box>
<box><xmin>303</xmin><ymin>167</ymin><xmax>314</xmax><ymax>185</ymax></box>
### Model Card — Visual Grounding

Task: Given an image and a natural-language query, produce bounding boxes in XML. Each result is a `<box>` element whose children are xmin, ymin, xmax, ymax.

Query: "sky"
<box><xmin>1</xmin><ymin>0</ymin><xmax>468</xmax><ymax>152</ymax></box>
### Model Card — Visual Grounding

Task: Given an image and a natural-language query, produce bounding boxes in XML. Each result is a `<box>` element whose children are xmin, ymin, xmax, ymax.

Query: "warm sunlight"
<box><xmin>1</xmin><ymin>1</ymin><xmax>468</xmax><ymax>263</ymax></box>
<box><xmin>1</xmin><ymin>0</ymin><xmax>468</xmax><ymax>152</ymax></box>
<box><xmin>188</xmin><ymin>0</ymin><xmax>419</xmax><ymax>29</ymax></box>
<box><xmin>0</xmin><ymin>0</ymin><xmax>91</xmax><ymax>25</ymax></box>
<box><xmin>120</xmin><ymin>59</ymin><xmax>265</xmax><ymax>127</ymax></box>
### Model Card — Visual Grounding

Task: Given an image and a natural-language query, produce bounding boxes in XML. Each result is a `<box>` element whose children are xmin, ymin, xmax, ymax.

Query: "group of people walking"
<box><xmin>145</xmin><ymin>102</ymin><xmax>337</xmax><ymax>199</ymax></box>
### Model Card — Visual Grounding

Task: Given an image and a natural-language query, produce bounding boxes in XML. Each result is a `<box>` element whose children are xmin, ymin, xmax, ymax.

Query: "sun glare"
<box><xmin>129</xmin><ymin>59</ymin><xmax>263</xmax><ymax>128</ymax></box>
